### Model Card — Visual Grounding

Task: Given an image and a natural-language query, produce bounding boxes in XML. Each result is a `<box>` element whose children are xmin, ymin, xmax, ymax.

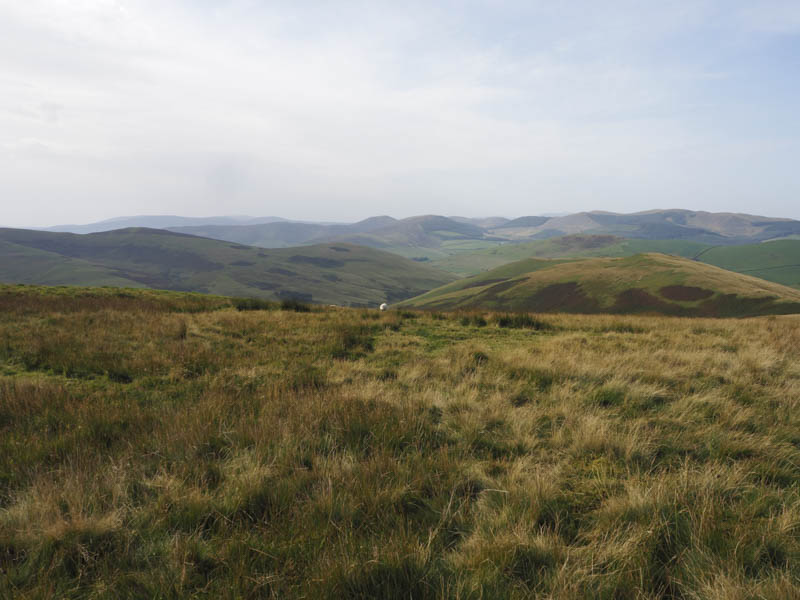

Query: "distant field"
<box><xmin>381</xmin><ymin>239</ymin><xmax>505</xmax><ymax>262</ymax></box>
<box><xmin>2</xmin><ymin>285</ymin><xmax>800</xmax><ymax>598</ymax></box>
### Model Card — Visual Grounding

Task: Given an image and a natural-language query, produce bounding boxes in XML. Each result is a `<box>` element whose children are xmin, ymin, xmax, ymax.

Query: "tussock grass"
<box><xmin>494</xmin><ymin>313</ymin><xmax>554</xmax><ymax>330</ymax></box>
<box><xmin>1</xmin><ymin>286</ymin><xmax>800</xmax><ymax>598</ymax></box>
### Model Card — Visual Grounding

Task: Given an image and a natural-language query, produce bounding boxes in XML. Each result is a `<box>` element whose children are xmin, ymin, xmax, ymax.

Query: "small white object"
<box><xmin>379</xmin><ymin>303</ymin><xmax>388</xmax><ymax>311</ymax></box>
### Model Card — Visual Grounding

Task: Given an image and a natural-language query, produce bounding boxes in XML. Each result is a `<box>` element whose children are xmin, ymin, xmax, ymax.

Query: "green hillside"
<box><xmin>488</xmin><ymin>209</ymin><xmax>800</xmax><ymax>243</ymax></box>
<box><xmin>167</xmin><ymin>221</ymin><xmax>333</xmax><ymax>248</ymax></box>
<box><xmin>0</xmin><ymin>239</ymin><xmax>142</xmax><ymax>287</ymax></box>
<box><xmin>170</xmin><ymin>215</ymin><xmax>499</xmax><ymax>254</ymax></box>
<box><xmin>162</xmin><ymin>211</ymin><xmax>800</xmax><ymax>272</ymax></box>
<box><xmin>0</xmin><ymin>228</ymin><xmax>455</xmax><ymax>306</ymax></box>
<box><xmin>431</xmin><ymin>236</ymin><xmax>800</xmax><ymax>291</ymax></box>
<box><xmin>401</xmin><ymin>253</ymin><xmax>800</xmax><ymax>317</ymax></box>
<box><xmin>429</xmin><ymin>235</ymin><xmax>710</xmax><ymax>276</ymax></box>
<box><xmin>696</xmin><ymin>240</ymin><xmax>800</xmax><ymax>289</ymax></box>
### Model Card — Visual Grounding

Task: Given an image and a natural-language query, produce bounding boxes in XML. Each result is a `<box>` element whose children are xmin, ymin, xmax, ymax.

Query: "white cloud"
<box><xmin>1</xmin><ymin>0</ymin><xmax>798</xmax><ymax>226</ymax></box>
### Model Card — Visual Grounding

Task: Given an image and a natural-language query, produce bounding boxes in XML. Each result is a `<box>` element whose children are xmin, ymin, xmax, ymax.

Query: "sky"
<box><xmin>1</xmin><ymin>0</ymin><xmax>800</xmax><ymax>227</ymax></box>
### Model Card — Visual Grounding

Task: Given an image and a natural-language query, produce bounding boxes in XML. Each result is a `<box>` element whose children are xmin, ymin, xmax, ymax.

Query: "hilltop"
<box><xmin>165</xmin><ymin>209</ymin><xmax>800</xmax><ymax>253</ymax></box>
<box><xmin>401</xmin><ymin>253</ymin><xmax>800</xmax><ymax>317</ymax></box>
<box><xmin>429</xmin><ymin>235</ymin><xmax>800</xmax><ymax>290</ymax></box>
<box><xmin>169</xmin><ymin>214</ymin><xmax>503</xmax><ymax>258</ymax></box>
<box><xmin>2</xmin><ymin>286</ymin><xmax>800</xmax><ymax>598</ymax></box>
<box><xmin>166</xmin><ymin>210</ymin><xmax>800</xmax><ymax>266</ymax></box>
<box><xmin>38</xmin><ymin>210</ymin><xmax>800</xmax><ymax>267</ymax></box>
<box><xmin>488</xmin><ymin>209</ymin><xmax>800</xmax><ymax>243</ymax></box>
<box><xmin>428</xmin><ymin>235</ymin><xmax>709</xmax><ymax>276</ymax></box>
<box><xmin>0</xmin><ymin>228</ymin><xmax>455</xmax><ymax>306</ymax></box>
<box><xmin>42</xmin><ymin>215</ymin><xmax>289</xmax><ymax>234</ymax></box>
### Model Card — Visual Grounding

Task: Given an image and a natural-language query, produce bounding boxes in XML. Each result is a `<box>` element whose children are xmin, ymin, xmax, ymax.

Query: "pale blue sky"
<box><xmin>1</xmin><ymin>0</ymin><xmax>799</xmax><ymax>226</ymax></box>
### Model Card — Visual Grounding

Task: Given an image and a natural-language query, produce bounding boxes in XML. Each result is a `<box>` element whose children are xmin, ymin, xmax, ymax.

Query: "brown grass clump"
<box><xmin>1</xmin><ymin>286</ymin><xmax>799</xmax><ymax>598</ymax></box>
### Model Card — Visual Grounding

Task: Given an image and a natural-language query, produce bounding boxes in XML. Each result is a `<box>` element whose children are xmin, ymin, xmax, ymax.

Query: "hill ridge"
<box><xmin>401</xmin><ymin>252</ymin><xmax>800</xmax><ymax>317</ymax></box>
<box><xmin>0</xmin><ymin>227</ymin><xmax>456</xmax><ymax>306</ymax></box>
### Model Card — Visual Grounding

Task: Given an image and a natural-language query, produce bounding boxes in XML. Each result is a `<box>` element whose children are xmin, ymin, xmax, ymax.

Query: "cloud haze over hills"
<box><xmin>2</xmin><ymin>1</ymin><xmax>799</xmax><ymax>227</ymax></box>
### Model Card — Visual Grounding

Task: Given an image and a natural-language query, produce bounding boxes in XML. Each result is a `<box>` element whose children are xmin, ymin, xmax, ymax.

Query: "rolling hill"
<box><xmin>488</xmin><ymin>209</ymin><xmax>800</xmax><ymax>243</ymax></box>
<box><xmin>166</xmin><ymin>210</ymin><xmax>800</xmax><ymax>266</ymax></box>
<box><xmin>169</xmin><ymin>214</ymin><xmax>501</xmax><ymax>256</ymax></box>
<box><xmin>166</xmin><ymin>216</ymin><xmax>405</xmax><ymax>248</ymax></box>
<box><xmin>39</xmin><ymin>210</ymin><xmax>800</xmax><ymax>266</ymax></box>
<box><xmin>400</xmin><ymin>253</ymin><xmax>800</xmax><ymax>317</ymax></box>
<box><xmin>42</xmin><ymin>215</ymin><xmax>290</xmax><ymax>234</ymax></box>
<box><xmin>429</xmin><ymin>235</ymin><xmax>711</xmax><ymax>276</ymax></box>
<box><xmin>429</xmin><ymin>235</ymin><xmax>800</xmax><ymax>290</ymax></box>
<box><xmin>0</xmin><ymin>228</ymin><xmax>456</xmax><ymax>306</ymax></box>
<box><xmin>696</xmin><ymin>240</ymin><xmax>800</xmax><ymax>289</ymax></box>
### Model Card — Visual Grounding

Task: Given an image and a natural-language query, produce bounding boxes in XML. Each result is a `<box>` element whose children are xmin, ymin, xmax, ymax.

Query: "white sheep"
<box><xmin>379</xmin><ymin>303</ymin><xmax>388</xmax><ymax>311</ymax></box>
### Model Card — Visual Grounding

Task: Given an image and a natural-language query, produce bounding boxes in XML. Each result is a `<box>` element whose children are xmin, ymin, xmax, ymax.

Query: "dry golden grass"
<box><xmin>1</xmin><ymin>288</ymin><xmax>799</xmax><ymax>598</ymax></box>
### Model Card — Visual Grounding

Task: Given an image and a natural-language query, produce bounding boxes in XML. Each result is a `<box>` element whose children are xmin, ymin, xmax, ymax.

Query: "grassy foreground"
<box><xmin>1</xmin><ymin>287</ymin><xmax>800</xmax><ymax>598</ymax></box>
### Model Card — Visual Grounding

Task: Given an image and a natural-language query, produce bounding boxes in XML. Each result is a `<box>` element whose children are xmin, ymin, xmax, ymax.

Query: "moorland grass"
<box><xmin>1</xmin><ymin>287</ymin><xmax>799</xmax><ymax>598</ymax></box>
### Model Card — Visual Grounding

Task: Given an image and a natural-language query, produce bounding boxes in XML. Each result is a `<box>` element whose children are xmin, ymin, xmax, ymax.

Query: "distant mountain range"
<box><xmin>0</xmin><ymin>228</ymin><xmax>454</xmax><ymax>306</ymax></box>
<box><xmin>44</xmin><ymin>210</ymin><xmax>800</xmax><ymax>250</ymax></box>
<box><xmin>162</xmin><ymin>210</ymin><xmax>800</xmax><ymax>263</ymax></box>
<box><xmin>490</xmin><ymin>210</ymin><xmax>800</xmax><ymax>244</ymax></box>
<box><xmin>41</xmin><ymin>215</ymin><xmax>291</xmax><ymax>234</ymax></box>
<box><xmin>5</xmin><ymin>209</ymin><xmax>800</xmax><ymax>310</ymax></box>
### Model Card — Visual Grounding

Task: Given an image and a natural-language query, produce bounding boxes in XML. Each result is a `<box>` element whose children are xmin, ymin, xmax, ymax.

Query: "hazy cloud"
<box><xmin>1</xmin><ymin>0</ymin><xmax>799</xmax><ymax>226</ymax></box>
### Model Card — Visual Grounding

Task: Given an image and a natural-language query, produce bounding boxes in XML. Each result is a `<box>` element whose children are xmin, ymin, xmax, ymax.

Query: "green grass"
<box><xmin>2</xmin><ymin>285</ymin><xmax>800</xmax><ymax>598</ymax></box>
<box><xmin>429</xmin><ymin>236</ymin><xmax>711</xmax><ymax>276</ymax></box>
<box><xmin>697</xmin><ymin>240</ymin><xmax>800</xmax><ymax>289</ymax></box>
<box><xmin>0</xmin><ymin>228</ymin><xmax>456</xmax><ymax>307</ymax></box>
<box><xmin>384</xmin><ymin>240</ymin><xmax>506</xmax><ymax>263</ymax></box>
<box><xmin>401</xmin><ymin>253</ymin><xmax>800</xmax><ymax>317</ymax></box>
<box><xmin>429</xmin><ymin>236</ymin><xmax>800</xmax><ymax>292</ymax></box>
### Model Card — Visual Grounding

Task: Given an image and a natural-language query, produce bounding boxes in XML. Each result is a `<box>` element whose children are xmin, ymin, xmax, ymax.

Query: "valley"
<box><xmin>0</xmin><ymin>228</ymin><xmax>455</xmax><ymax>306</ymax></box>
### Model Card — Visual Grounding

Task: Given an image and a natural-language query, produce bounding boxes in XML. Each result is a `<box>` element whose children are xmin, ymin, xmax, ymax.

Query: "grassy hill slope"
<box><xmin>170</xmin><ymin>215</ymin><xmax>504</xmax><ymax>260</ymax></box>
<box><xmin>402</xmin><ymin>253</ymin><xmax>800</xmax><ymax>316</ymax></box>
<box><xmin>430</xmin><ymin>236</ymin><xmax>800</xmax><ymax>290</ymax></box>
<box><xmin>0</xmin><ymin>239</ymin><xmax>143</xmax><ymax>287</ymax></box>
<box><xmin>44</xmin><ymin>215</ymin><xmax>288</xmax><ymax>234</ymax></box>
<box><xmin>0</xmin><ymin>228</ymin><xmax>455</xmax><ymax>306</ymax></box>
<box><xmin>160</xmin><ymin>211</ymin><xmax>800</xmax><ymax>268</ymax></box>
<box><xmin>46</xmin><ymin>210</ymin><xmax>800</xmax><ymax>254</ymax></box>
<box><xmin>166</xmin><ymin>221</ymin><xmax>333</xmax><ymax>248</ymax></box>
<box><xmin>488</xmin><ymin>210</ymin><xmax>800</xmax><ymax>243</ymax></box>
<box><xmin>2</xmin><ymin>286</ymin><xmax>800</xmax><ymax>598</ymax></box>
<box><xmin>429</xmin><ymin>235</ymin><xmax>710</xmax><ymax>276</ymax></box>
<box><xmin>696</xmin><ymin>240</ymin><xmax>800</xmax><ymax>289</ymax></box>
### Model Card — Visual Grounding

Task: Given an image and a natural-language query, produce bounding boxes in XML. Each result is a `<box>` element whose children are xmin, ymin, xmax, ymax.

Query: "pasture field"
<box><xmin>1</xmin><ymin>286</ymin><xmax>800</xmax><ymax>598</ymax></box>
